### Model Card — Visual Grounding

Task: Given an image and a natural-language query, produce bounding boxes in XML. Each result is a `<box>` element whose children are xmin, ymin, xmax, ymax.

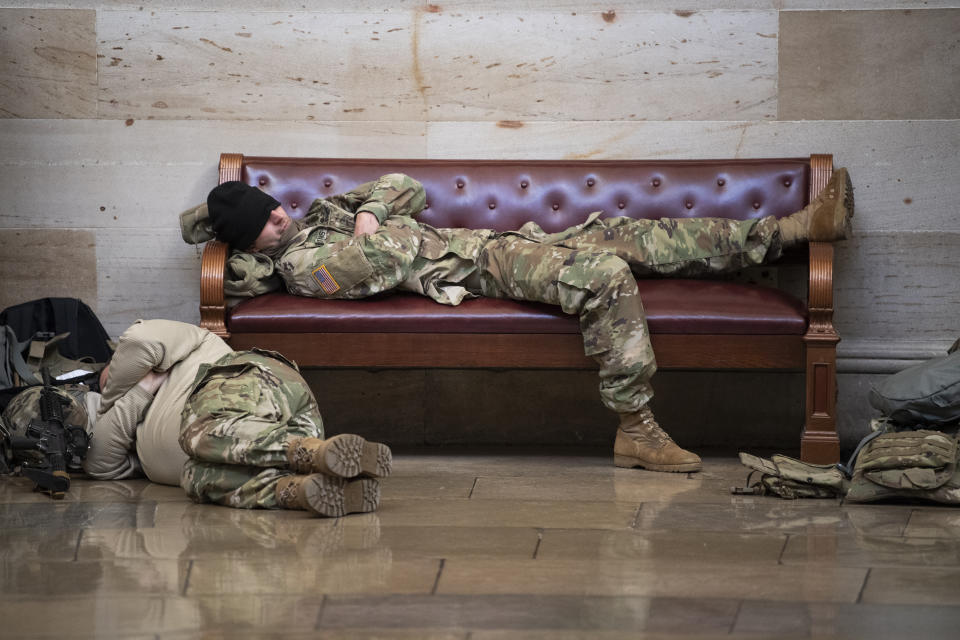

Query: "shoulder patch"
<box><xmin>312</xmin><ymin>265</ymin><xmax>341</xmax><ymax>294</ymax></box>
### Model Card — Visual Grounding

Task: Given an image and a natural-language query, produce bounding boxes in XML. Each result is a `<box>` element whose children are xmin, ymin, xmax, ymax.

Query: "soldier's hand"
<box><xmin>136</xmin><ymin>370</ymin><xmax>169</xmax><ymax>395</ymax></box>
<box><xmin>354</xmin><ymin>211</ymin><xmax>380</xmax><ymax>237</ymax></box>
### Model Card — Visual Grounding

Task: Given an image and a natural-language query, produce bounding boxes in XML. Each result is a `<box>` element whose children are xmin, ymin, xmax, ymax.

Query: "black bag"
<box><xmin>0</xmin><ymin>298</ymin><xmax>112</xmax><ymax>410</ymax></box>
<box><xmin>0</xmin><ymin>298</ymin><xmax>112</xmax><ymax>363</ymax></box>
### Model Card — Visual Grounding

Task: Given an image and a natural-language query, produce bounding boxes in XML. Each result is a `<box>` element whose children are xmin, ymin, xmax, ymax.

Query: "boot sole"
<box><xmin>832</xmin><ymin>167</ymin><xmax>854</xmax><ymax>236</ymax></box>
<box><xmin>322</xmin><ymin>434</ymin><xmax>393</xmax><ymax>479</ymax></box>
<box><xmin>811</xmin><ymin>167</ymin><xmax>854</xmax><ymax>241</ymax></box>
<box><xmin>614</xmin><ymin>454</ymin><xmax>702</xmax><ymax>473</ymax></box>
<box><xmin>303</xmin><ymin>475</ymin><xmax>381</xmax><ymax>517</ymax></box>
<box><xmin>841</xmin><ymin>168</ymin><xmax>854</xmax><ymax>233</ymax></box>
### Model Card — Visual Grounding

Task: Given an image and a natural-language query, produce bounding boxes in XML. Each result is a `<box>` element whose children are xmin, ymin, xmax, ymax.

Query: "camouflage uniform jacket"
<box><xmin>253</xmin><ymin>173</ymin><xmax>606</xmax><ymax>306</ymax></box>
<box><xmin>86</xmin><ymin>319</ymin><xmax>231</xmax><ymax>486</ymax></box>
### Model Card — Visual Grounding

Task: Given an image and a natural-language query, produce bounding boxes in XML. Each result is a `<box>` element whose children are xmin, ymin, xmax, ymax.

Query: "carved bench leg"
<box><xmin>800</xmin><ymin>157</ymin><xmax>842</xmax><ymax>464</ymax></box>
<box><xmin>802</xmin><ymin>335</ymin><xmax>841</xmax><ymax>463</ymax></box>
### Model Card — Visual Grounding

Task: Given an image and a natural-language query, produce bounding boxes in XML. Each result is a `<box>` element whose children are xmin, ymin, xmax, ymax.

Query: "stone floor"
<box><xmin>2</xmin><ymin>449</ymin><xmax>960</xmax><ymax>639</ymax></box>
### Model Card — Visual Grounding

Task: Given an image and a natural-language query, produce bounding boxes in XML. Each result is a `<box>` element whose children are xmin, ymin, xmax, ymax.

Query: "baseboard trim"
<box><xmin>837</xmin><ymin>338</ymin><xmax>954</xmax><ymax>374</ymax></box>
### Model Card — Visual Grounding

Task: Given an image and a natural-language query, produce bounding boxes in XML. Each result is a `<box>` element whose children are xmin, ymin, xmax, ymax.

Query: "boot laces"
<box><xmin>277</xmin><ymin>478</ymin><xmax>300</xmax><ymax>508</ymax></box>
<box><xmin>636</xmin><ymin>407</ymin><xmax>674</xmax><ymax>448</ymax></box>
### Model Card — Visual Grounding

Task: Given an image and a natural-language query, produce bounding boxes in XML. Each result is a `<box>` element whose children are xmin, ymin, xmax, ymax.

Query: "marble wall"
<box><xmin>1</xmin><ymin>2</ymin><xmax>957</xmax><ymax>449</ymax></box>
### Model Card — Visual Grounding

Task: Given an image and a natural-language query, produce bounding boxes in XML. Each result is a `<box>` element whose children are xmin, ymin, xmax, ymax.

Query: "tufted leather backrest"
<box><xmin>237</xmin><ymin>157</ymin><xmax>810</xmax><ymax>233</ymax></box>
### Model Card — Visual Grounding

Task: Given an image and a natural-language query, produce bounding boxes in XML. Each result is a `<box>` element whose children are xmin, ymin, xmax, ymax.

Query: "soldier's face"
<box><xmin>251</xmin><ymin>206</ymin><xmax>291</xmax><ymax>251</ymax></box>
<box><xmin>99</xmin><ymin>365</ymin><xmax>109</xmax><ymax>391</ymax></box>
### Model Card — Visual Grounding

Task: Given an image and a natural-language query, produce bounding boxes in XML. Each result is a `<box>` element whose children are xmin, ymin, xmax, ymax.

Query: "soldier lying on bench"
<box><xmin>181</xmin><ymin>169</ymin><xmax>854</xmax><ymax>473</ymax></box>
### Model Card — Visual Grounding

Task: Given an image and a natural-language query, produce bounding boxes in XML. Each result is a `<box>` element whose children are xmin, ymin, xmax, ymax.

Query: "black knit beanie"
<box><xmin>207</xmin><ymin>181</ymin><xmax>281</xmax><ymax>250</ymax></box>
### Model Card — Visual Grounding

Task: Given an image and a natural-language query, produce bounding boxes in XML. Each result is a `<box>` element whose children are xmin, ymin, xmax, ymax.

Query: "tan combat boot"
<box><xmin>614</xmin><ymin>406</ymin><xmax>702</xmax><ymax>473</ymax></box>
<box><xmin>275</xmin><ymin>474</ymin><xmax>381</xmax><ymax>517</ymax></box>
<box><xmin>778</xmin><ymin>167</ymin><xmax>854</xmax><ymax>247</ymax></box>
<box><xmin>286</xmin><ymin>434</ymin><xmax>393</xmax><ymax>479</ymax></box>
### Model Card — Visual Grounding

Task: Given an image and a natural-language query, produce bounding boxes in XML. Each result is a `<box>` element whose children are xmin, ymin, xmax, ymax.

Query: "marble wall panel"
<box><xmin>0</xmin><ymin>225</ymin><xmax>203</xmax><ymax>337</ymax></box>
<box><xmin>0</xmin><ymin>228</ymin><xmax>97</xmax><ymax>313</ymax></box>
<box><xmin>96</xmin><ymin>229</ymin><xmax>200</xmax><ymax>336</ymax></box>
<box><xmin>94</xmin><ymin>228</ymin><xmax>203</xmax><ymax>335</ymax></box>
<box><xmin>438</xmin><ymin>1</ymin><xmax>960</xmax><ymax>9</ymax></box>
<box><xmin>780</xmin><ymin>9</ymin><xmax>960</xmax><ymax>120</ymax></box>
<box><xmin>95</xmin><ymin>9</ymin><xmax>776</xmax><ymax>122</ymax></box>
<box><xmin>4</xmin><ymin>2</ymin><xmax>954</xmax><ymax>13</ymax></box>
<box><xmin>0</xmin><ymin>119</ymin><xmax>427</xmax><ymax>230</ymax></box>
<box><xmin>97</xmin><ymin>11</ymin><xmax>424</xmax><ymax>121</ymax></box>
<box><xmin>0</xmin><ymin>164</ymin><xmax>217</xmax><ymax>229</ymax></box>
<box><xmin>0</xmin><ymin>9</ymin><xmax>96</xmax><ymax>118</ymax></box>
<box><xmin>417</xmin><ymin>10</ymin><xmax>778</xmax><ymax>121</ymax></box>
<box><xmin>0</xmin><ymin>119</ymin><xmax>427</xmax><ymax>165</ymax></box>
<box><xmin>426</xmin><ymin>120</ymin><xmax>960</xmax><ymax>233</ymax></box>
<box><xmin>833</xmin><ymin>231</ymin><xmax>960</xmax><ymax>342</ymax></box>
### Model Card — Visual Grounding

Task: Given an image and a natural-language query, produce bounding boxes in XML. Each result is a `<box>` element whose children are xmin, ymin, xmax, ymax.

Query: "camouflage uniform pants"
<box><xmin>477</xmin><ymin>215</ymin><xmax>782</xmax><ymax>414</ymax></box>
<box><xmin>178</xmin><ymin>350</ymin><xmax>324</xmax><ymax>509</ymax></box>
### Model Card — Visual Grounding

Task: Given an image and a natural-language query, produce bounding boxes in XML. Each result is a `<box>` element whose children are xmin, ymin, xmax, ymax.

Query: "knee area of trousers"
<box><xmin>594</xmin><ymin>254</ymin><xmax>631</xmax><ymax>275</ymax></box>
<box><xmin>599</xmin><ymin>256</ymin><xmax>636</xmax><ymax>290</ymax></box>
<box><xmin>558</xmin><ymin>254</ymin><xmax>634</xmax><ymax>297</ymax></box>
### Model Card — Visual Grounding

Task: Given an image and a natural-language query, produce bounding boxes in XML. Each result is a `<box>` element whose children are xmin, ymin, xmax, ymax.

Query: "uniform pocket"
<box><xmin>306</xmin><ymin>243</ymin><xmax>374</xmax><ymax>297</ymax></box>
<box><xmin>419</xmin><ymin>231</ymin><xmax>448</xmax><ymax>260</ymax></box>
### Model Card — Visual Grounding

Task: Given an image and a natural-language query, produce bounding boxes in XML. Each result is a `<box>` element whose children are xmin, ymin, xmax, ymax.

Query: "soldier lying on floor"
<box><xmin>181</xmin><ymin>169</ymin><xmax>854</xmax><ymax>474</ymax></box>
<box><xmin>4</xmin><ymin>319</ymin><xmax>390</xmax><ymax>517</ymax></box>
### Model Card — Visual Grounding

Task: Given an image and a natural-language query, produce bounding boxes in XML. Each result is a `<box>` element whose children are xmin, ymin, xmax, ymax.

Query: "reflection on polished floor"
<box><xmin>2</xmin><ymin>449</ymin><xmax>960</xmax><ymax>639</ymax></box>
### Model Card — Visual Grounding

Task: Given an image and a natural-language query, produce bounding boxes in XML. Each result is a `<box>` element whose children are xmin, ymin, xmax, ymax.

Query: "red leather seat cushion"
<box><xmin>228</xmin><ymin>279</ymin><xmax>807</xmax><ymax>336</ymax></box>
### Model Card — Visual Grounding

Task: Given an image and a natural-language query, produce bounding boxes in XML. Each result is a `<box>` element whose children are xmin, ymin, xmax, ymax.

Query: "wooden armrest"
<box><xmin>805</xmin><ymin>153</ymin><xmax>839</xmax><ymax>341</ymax></box>
<box><xmin>200</xmin><ymin>240</ymin><xmax>230</xmax><ymax>338</ymax></box>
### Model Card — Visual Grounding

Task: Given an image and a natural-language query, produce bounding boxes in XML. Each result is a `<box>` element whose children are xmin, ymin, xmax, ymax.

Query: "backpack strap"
<box><xmin>9</xmin><ymin>334</ymin><xmax>40</xmax><ymax>386</ymax></box>
<box><xmin>26</xmin><ymin>332</ymin><xmax>70</xmax><ymax>371</ymax></box>
<box><xmin>836</xmin><ymin>425</ymin><xmax>888</xmax><ymax>478</ymax></box>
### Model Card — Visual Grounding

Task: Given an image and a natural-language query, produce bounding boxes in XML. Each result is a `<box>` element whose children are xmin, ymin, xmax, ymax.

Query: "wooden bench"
<box><xmin>199</xmin><ymin>153</ymin><xmax>842</xmax><ymax>463</ymax></box>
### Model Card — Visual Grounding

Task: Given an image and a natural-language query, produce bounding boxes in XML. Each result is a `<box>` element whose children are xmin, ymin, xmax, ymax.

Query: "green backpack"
<box><xmin>846</xmin><ymin>428</ymin><xmax>960</xmax><ymax>504</ymax></box>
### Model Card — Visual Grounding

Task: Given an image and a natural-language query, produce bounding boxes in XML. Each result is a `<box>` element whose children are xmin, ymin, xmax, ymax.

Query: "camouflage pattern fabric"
<box><xmin>846</xmin><ymin>429</ymin><xmax>960</xmax><ymax>504</ymax></box>
<box><xmin>477</xmin><ymin>216</ymin><xmax>782</xmax><ymax>413</ymax></box>
<box><xmin>275</xmin><ymin>173</ymin><xmax>428</xmax><ymax>299</ymax></box>
<box><xmin>226</xmin><ymin>173</ymin><xmax>786</xmax><ymax>414</ymax></box>
<box><xmin>735</xmin><ymin>452</ymin><xmax>848</xmax><ymax>499</ymax></box>
<box><xmin>548</xmin><ymin>214</ymin><xmax>780</xmax><ymax>278</ymax></box>
<box><xmin>224</xmin><ymin>252</ymin><xmax>282</xmax><ymax>299</ymax></box>
<box><xmin>179</xmin><ymin>349</ymin><xmax>323</xmax><ymax>509</ymax></box>
<box><xmin>476</xmin><ymin>235</ymin><xmax>656</xmax><ymax>412</ymax></box>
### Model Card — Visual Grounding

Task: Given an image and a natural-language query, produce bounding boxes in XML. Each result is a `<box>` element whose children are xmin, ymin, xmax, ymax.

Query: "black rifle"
<box><xmin>6</xmin><ymin>370</ymin><xmax>89</xmax><ymax>499</ymax></box>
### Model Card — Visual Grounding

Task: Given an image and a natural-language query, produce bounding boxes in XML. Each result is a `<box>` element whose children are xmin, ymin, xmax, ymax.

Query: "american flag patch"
<box><xmin>311</xmin><ymin>265</ymin><xmax>340</xmax><ymax>294</ymax></box>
